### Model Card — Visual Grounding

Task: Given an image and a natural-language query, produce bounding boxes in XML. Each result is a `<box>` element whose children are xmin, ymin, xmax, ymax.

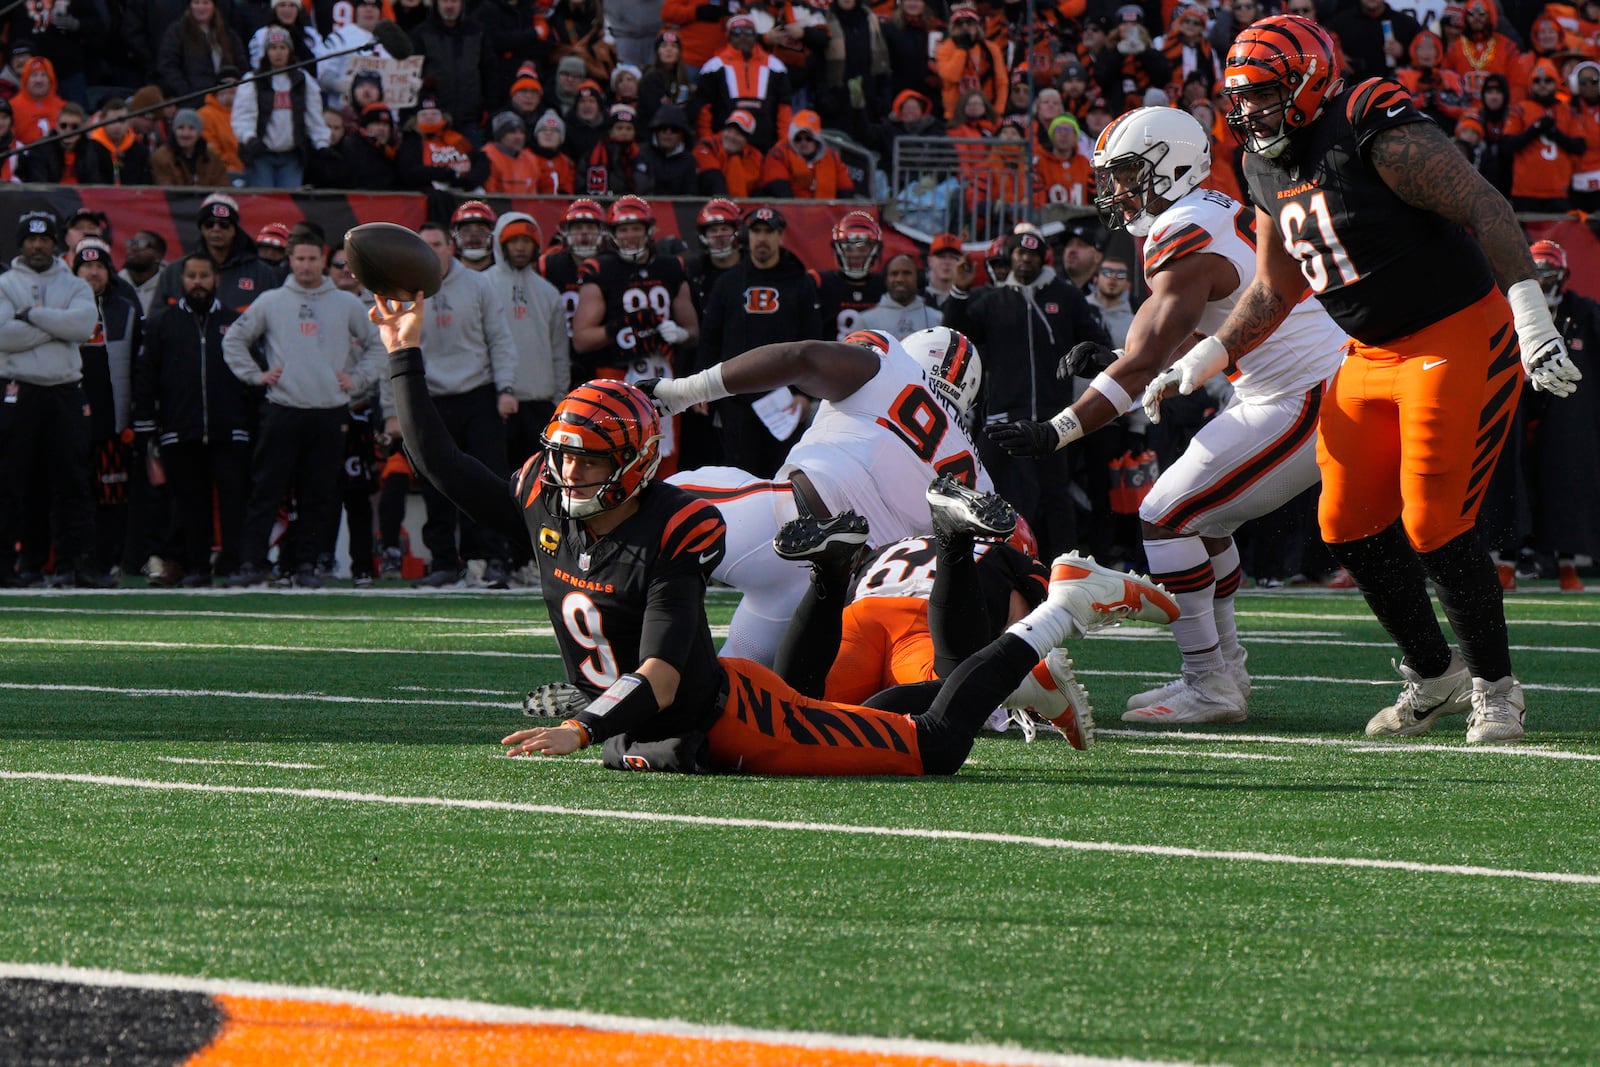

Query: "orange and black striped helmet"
<box><xmin>1532</xmin><ymin>239</ymin><xmax>1568</xmax><ymax>292</ymax></box>
<box><xmin>1221</xmin><ymin>15</ymin><xmax>1342</xmax><ymax>159</ymax></box>
<box><xmin>540</xmin><ymin>380</ymin><xmax>663</xmax><ymax>518</ymax></box>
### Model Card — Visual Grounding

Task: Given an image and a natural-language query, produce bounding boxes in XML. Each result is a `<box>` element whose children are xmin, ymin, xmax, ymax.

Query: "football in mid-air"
<box><xmin>342</xmin><ymin>222</ymin><xmax>442</xmax><ymax>300</ymax></box>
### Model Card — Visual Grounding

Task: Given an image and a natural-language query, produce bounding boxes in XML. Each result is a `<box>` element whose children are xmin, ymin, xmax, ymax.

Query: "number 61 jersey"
<box><xmin>1239</xmin><ymin>77</ymin><xmax>1496</xmax><ymax>347</ymax></box>
<box><xmin>779</xmin><ymin>335</ymin><xmax>994</xmax><ymax>546</ymax></box>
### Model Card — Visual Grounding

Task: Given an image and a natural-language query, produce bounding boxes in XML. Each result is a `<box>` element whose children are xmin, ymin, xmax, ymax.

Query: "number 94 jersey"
<box><xmin>780</xmin><ymin>341</ymin><xmax>993</xmax><ymax>546</ymax></box>
<box><xmin>1240</xmin><ymin>77</ymin><xmax>1495</xmax><ymax>347</ymax></box>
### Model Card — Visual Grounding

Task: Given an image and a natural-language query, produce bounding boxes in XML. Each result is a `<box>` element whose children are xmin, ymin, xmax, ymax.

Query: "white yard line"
<box><xmin>156</xmin><ymin>757</ymin><xmax>326</xmax><ymax>770</ymax></box>
<box><xmin>1100</xmin><ymin>728</ymin><xmax>1600</xmax><ymax>759</ymax></box>
<box><xmin>0</xmin><ymin>962</ymin><xmax>1186</xmax><ymax>1067</ymax></box>
<box><xmin>0</xmin><ymin>682</ymin><xmax>513</xmax><ymax>709</ymax></box>
<box><xmin>3</xmin><ymin>769</ymin><xmax>1596</xmax><ymax>886</ymax></box>
<box><xmin>1124</xmin><ymin>748</ymin><xmax>1291</xmax><ymax>762</ymax></box>
<box><xmin>0</xmin><ymin>637</ymin><xmax>564</xmax><ymax>659</ymax></box>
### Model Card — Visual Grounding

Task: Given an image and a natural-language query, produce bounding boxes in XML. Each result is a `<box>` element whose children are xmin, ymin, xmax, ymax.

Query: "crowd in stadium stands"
<box><xmin>0</xmin><ymin>0</ymin><xmax>1598</xmax><ymax>590</ymax></box>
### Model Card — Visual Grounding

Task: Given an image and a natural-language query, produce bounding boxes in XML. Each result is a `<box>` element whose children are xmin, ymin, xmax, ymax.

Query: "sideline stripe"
<box><xmin>0</xmin><ymin>963</ymin><xmax>1193</xmax><ymax>1067</ymax></box>
<box><xmin>4</xmin><ymin>770</ymin><xmax>1597</xmax><ymax>886</ymax></box>
<box><xmin>158</xmin><ymin>757</ymin><xmax>327</xmax><ymax>770</ymax></box>
<box><xmin>1124</xmin><ymin>749</ymin><xmax>1291</xmax><ymax>762</ymax></box>
<box><xmin>0</xmin><ymin>638</ymin><xmax>567</xmax><ymax>660</ymax></box>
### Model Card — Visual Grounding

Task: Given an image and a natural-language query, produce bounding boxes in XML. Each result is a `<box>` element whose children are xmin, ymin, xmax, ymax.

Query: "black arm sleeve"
<box><xmin>387</xmin><ymin>346</ymin><xmax>530</xmax><ymax>548</ymax></box>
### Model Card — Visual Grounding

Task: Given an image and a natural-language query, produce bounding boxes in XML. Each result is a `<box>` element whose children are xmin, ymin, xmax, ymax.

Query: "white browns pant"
<box><xmin>665</xmin><ymin>465</ymin><xmax>810</xmax><ymax>666</ymax></box>
<box><xmin>1139</xmin><ymin>384</ymin><xmax>1325</xmax><ymax>538</ymax></box>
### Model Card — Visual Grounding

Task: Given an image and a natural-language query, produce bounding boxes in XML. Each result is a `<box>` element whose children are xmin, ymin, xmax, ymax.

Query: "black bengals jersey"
<box><xmin>850</xmin><ymin>536</ymin><xmax>1048</xmax><ymax>627</ymax></box>
<box><xmin>1241</xmin><ymin>77</ymin><xmax>1496</xmax><ymax>346</ymax></box>
<box><xmin>577</xmin><ymin>251</ymin><xmax>690</xmax><ymax>377</ymax></box>
<box><xmin>538</xmin><ymin>251</ymin><xmax>588</xmax><ymax>341</ymax></box>
<box><xmin>815</xmin><ymin>269</ymin><xmax>888</xmax><ymax>342</ymax></box>
<box><xmin>512</xmin><ymin>458</ymin><xmax>729</xmax><ymax>743</ymax></box>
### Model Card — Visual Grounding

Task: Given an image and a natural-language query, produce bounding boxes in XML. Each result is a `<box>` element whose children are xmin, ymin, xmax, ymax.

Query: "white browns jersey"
<box><xmin>1143</xmin><ymin>188</ymin><xmax>1347</xmax><ymax>402</ymax></box>
<box><xmin>780</xmin><ymin>340</ymin><xmax>993</xmax><ymax>546</ymax></box>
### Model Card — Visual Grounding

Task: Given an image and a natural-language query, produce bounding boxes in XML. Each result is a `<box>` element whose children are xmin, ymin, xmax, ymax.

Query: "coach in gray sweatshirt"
<box><xmin>490</xmin><ymin>211</ymin><xmax>569</xmax><ymax>469</ymax></box>
<box><xmin>224</xmin><ymin>235</ymin><xmax>385</xmax><ymax>588</ymax></box>
<box><xmin>0</xmin><ymin>210</ymin><xmax>106</xmax><ymax>586</ymax></box>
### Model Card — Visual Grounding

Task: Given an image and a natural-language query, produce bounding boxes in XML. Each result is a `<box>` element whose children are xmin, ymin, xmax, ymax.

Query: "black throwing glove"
<box><xmin>986</xmin><ymin>419</ymin><xmax>1059</xmax><ymax>457</ymax></box>
<box><xmin>1060</xmin><ymin>340</ymin><xmax>1117</xmax><ymax>380</ymax></box>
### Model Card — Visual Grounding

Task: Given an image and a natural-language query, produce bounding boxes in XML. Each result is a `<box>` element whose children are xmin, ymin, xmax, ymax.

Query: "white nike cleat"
<box><xmin>1126</xmin><ymin>675</ymin><xmax>1186</xmax><ymax>713</ymax></box>
<box><xmin>1122</xmin><ymin>669</ymin><xmax>1247</xmax><ymax>724</ymax></box>
<box><xmin>1003</xmin><ymin>648</ymin><xmax>1094</xmax><ymax>749</ymax></box>
<box><xmin>1047</xmin><ymin>553</ymin><xmax>1180</xmax><ymax>635</ymax></box>
<box><xmin>1225</xmin><ymin>645</ymin><xmax>1251</xmax><ymax>702</ymax></box>
<box><xmin>1466</xmin><ymin>675</ymin><xmax>1525</xmax><ymax>743</ymax></box>
<box><xmin>1365</xmin><ymin>651</ymin><xmax>1473</xmax><ymax>738</ymax></box>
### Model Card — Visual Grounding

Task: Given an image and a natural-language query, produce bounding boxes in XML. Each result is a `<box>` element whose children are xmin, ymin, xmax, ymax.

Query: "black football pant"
<box><xmin>0</xmin><ymin>380</ymin><xmax>95</xmax><ymax>579</ymax></box>
<box><xmin>162</xmin><ymin>440</ymin><xmax>250</xmax><ymax>577</ymax></box>
<box><xmin>237</xmin><ymin>403</ymin><xmax>345</xmax><ymax>572</ymax></box>
<box><xmin>414</xmin><ymin>386</ymin><xmax>508</xmax><ymax>572</ymax></box>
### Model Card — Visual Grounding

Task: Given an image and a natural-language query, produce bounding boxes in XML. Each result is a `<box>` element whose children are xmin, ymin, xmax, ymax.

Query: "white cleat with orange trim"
<box><xmin>1003</xmin><ymin>648</ymin><xmax>1095</xmax><ymax>749</ymax></box>
<box><xmin>1047</xmin><ymin>553</ymin><xmax>1180</xmax><ymax>636</ymax></box>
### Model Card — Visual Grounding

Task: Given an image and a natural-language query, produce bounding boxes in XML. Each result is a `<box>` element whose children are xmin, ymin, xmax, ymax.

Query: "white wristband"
<box><xmin>1089</xmin><ymin>371</ymin><xmax>1134</xmax><ymax>416</ymax></box>
<box><xmin>655</xmin><ymin>365</ymin><xmax>731</xmax><ymax>413</ymax></box>
<box><xmin>1507</xmin><ymin>278</ymin><xmax>1556</xmax><ymax>341</ymax></box>
<box><xmin>1048</xmin><ymin>407</ymin><xmax>1085</xmax><ymax>447</ymax></box>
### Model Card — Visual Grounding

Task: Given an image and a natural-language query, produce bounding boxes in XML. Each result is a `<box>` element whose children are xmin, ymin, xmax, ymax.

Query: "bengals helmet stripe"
<box><xmin>1531</xmin><ymin>240</ymin><xmax>1568</xmax><ymax>271</ymax></box>
<box><xmin>1223</xmin><ymin>15</ymin><xmax>1342</xmax><ymax>158</ymax></box>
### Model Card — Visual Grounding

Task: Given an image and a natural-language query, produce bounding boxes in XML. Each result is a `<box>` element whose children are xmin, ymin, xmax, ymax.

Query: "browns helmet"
<box><xmin>560</xmin><ymin>198</ymin><xmax>608</xmax><ymax>258</ymax></box>
<box><xmin>902</xmin><ymin>326</ymin><xmax>983</xmax><ymax>416</ymax></box>
<box><xmin>831</xmin><ymin>210</ymin><xmax>882</xmax><ymax>279</ymax></box>
<box><xmin>540</xmin><ymin>380</ymin><xmax>664</xmax><ymax>518</ymax></box>
<box><xmin>608</xmin><ymin>195</ymin><xmax>656</xmax><ymax>263</ymax></box>
<box><xmin>1221</xmin><ymin>15</ymin><xmax>1343</xmax><ymax>159</ymax></box>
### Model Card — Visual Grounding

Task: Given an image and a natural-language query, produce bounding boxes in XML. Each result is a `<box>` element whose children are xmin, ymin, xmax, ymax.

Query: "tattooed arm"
<box><xmin>1211</xmin><ymin>206</ymin><xmax>1309</xmax><ymax>360</ymax></box>
<box><xmin>1369</xmin><ymin>119</ymin><xmax>1537</xmax><ymax>288</ymax></box>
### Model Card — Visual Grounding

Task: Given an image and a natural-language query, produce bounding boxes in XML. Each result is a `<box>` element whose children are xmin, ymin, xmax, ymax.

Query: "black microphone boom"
<box><xmin>1</xmin><ymin>19</ymin><xmax>414</xmax><ymax>164</ymax></box>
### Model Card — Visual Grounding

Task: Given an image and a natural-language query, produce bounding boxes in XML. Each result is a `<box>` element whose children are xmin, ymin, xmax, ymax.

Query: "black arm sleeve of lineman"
<box><xmin>388</xmin><ymin>347</ymin><xmax>529</xmax><ymax>547</ymax></box>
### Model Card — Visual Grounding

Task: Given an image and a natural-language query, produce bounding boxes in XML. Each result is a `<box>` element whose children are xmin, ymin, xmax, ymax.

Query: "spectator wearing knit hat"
<box><xmin>394</xmin><ymin>91</ymin><xmax>488</xmax><ymax>195</ymax></box>
<box><xmin>232</xmin><ymin>25</ymin><xmax>332</xmax><ymax>188</ymax></box>
<box><xmin>694</xmin><ymin>13</ymin><xmax>794</xmax><ymax>151</ymax></box>
<box><xmin>484</xmin><ymin>110</ymin><xmax>542</xmax><ymax>194</ymax></box>
<box><xmin>872</xmin><ymin>88</ymin><xmax>944</xmax><ymax>167</ymax></box>
<box><xmin>634</xmin><ymin>102</ymin><xmax>696</xmax><ymax>195</ymax></box>
<box><xmin>551</xmin><ymin>54</ymin><xmax>588</xmax><ymax>113</ymax></box>
<box><xmin>581</xmin><ymin>102</ymin><xmax>642</xmax><ymax>194</ymax></box>
<box><xmin>1502</xmin><ymin>56</ymin><xmax>1586</xmax><ymax>212</ymax></box>
<box><xmin>528</xmin><ymin>110</ymin><xmax>576</xmax><ymax>193</ymax></box>
<box><xmin>561</xmin><ymin>78</ymin><xmax>608</xmax><ymax>168</ymax></box>
<box><xmin>151</xmin><ymin>107</ymin><xmax>229</xmax><ymax>186</ymax></box>
<box><xmin>610</xmin><ymin>62</ymin><xmax>642</xmax><ymax>108</ymax></box>
<box><xmin>1033</xmin><ymin>113</ymin><xmax>1091</xmax><ymax>210</ymax></box>
<box><xmin>502</xmin><ymin>63</ymin><xmax>555</xmax><ymax>135</ymax></box>
<box><xmin>340</xmin><ymin>102</ymin><xmax>400</xmax><ymax>190</ymax></box>
<box><xmin>637</xmin><ymin>29</ymin><xmax>693</xmax><ymax>128</ymax></box>
<box><xmin>935</xmin><ymin>3</ymin><xmax>1007</xmax><ymax>120</ymax></box>
<box><xmin>692</xmin><ymin>107</ymin><xmax>765</xmax><ymax>197</ymax></box>
<box><xmin>247</xmin><ymin>0</ymin><xmax>325</xmax><ymax>71</ymax></box>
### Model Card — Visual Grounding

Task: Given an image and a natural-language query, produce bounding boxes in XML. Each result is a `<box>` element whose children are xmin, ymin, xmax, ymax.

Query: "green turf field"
<box><xmin>2</xmin><ymin>586</ymin><xmax>1597</xmax><ymax>1065</ymax></box>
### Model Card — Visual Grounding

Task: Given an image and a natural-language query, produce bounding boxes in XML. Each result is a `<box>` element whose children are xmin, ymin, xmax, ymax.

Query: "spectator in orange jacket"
<box><xmin>1398</xmin><ymin>30</ymin><xmax>1469</xmax><ymax>131</ymax></box>
<box><xmin>760</xmin><ymin>108</ymin><xmax>855</xmax><ymax>197</ymax></box>
<box><xmin>11</xmin><ymin>57</ymin><xmax>64</xmax><ymax>145</ymax></box>
<box><xmin>199</xmin><ymin>67</ymin><xmax>244</xmax><ymax>177</ymax></box>
<box><xmin>694</xmin><ymin>107</ymin><xmax>766</xmax><ymax>196</ymax></box>
<box><xmin>1503</xmin><ymin>57</ymin><xmax>1587</xmax><ymax>210</ymax></box>
<box><xmin>694</xmin><ymin>13</ymin><xmax>794</xmax><ymax>150</ymax></box>
<box><xmin>529</xmin><ymin>111</ymin><xmax>577</xmax><ymax>193</ymax></box>
<box><xmin>1160</xmin><ymin>4</ymin><xmax>1220</xmax><ymax>98</ymax></box>
<box><xmin>935</xmin><ymin>3</ymin><xmax>1008</xmax><ymax>119</ymax></box>
<box><xmin>485</xmin><ymin>110</ymin><xmax>543</xmax><ymax>194</ymax></box>
<box><xmin>1033</xmin><ymin>113</ymin><xmax>1092</xmax><ymax>208</ymax></box>
<box><xmin>1442</xmin><ymin>0</ymin><xmax>1521</xmax><ymax>98</ymax></box>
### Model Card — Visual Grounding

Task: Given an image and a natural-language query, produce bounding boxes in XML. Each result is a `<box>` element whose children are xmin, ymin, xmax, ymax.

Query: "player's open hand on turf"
<box><xmin>370</xmin><ymin>292</ymin><xmax>425</xmax><ymax>352</ymax></box>
<box><xmin>503</xmin><ymin>724</ymin><xmax>586</xmax><ymax>758</ymax></box>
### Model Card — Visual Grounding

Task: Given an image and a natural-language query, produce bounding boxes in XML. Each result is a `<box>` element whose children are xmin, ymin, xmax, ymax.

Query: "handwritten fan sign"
<box><xmin>346</xmin><ymin>54</ymin><xmax>426</xmax><ymax>109</ymax></box>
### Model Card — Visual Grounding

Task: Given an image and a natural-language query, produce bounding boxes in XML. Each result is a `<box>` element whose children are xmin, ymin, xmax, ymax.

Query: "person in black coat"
<box><xmin>76</xmin><ymin>97</ymin><xmax>156</xmax><ymax>185</ymax></box>
<box><xmin>409</xmin><ymin>0</ymin><xmax>492</xmax><ymax>142</ymax></box>
<box><xmin>339</xmin><ymin>102</ymin><xmax>400</xmax><ymax>189</ymax></box>
<box><xmin>943</xmin><ymin>232</ymin><xmax>1112</xmax><ymax>559</ymax></box>
<box><xmin>634</xmin><ymin>103</ymin><xmax>698</xmax><ymax>195</ymax></box>
<box><xmin>155</xmin><ymin>0</ymin><xmax>248</xmax><ymax>99</ymax></box>
<box><xmin>697</xmin><ymin>206</ymin><xmax>826</xmax><ymax>477</ymax></box>
<box><xmin>132</xmin><ymin>253</ymin><xmax>251</xmax><ymax>584</ymax></box>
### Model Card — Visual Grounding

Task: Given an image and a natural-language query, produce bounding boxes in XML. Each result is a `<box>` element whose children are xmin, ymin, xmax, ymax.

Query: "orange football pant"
<box><xmin>710</xmin><ymin>658</ymin><xmax>927</xmax><ymax>776</ymax></box>
<box><xmin>823</xmin><ymin>596</ymin><xmax>939</xmax><ymax>705</ymax></box>
<box><xmin>1316</xmin><ymin>287</ymin><xmax>1523</xmax><ymax>553</ymax></box>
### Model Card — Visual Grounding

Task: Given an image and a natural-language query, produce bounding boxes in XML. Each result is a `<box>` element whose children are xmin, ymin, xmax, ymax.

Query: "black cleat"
<box><xmin>773</xmin><ymin>510</ymin><xmax>870</xmax><ymax>570</ymax></box>
<box><xmin>927</xmin><ymin>473</ymin><xmax>1016</xmax><ymax>542</ymax></box>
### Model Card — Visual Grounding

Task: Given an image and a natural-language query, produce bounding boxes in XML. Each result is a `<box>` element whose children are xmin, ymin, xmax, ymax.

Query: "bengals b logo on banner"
<box><xmin>744</xmin><ymin>287</ymin><xmax>780</xmax><ymax>313</ymax></box>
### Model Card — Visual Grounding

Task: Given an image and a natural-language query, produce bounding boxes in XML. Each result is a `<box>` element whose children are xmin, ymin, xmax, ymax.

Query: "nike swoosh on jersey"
<box><xmin>1386</xmin><ymin>105</ymin><xmax>1405</xmax><ymax>117</ymax></box>
<box><xmin>1422</xmin><ymin>359</ymin><xmax>1448</xmax><ymax>370</ymax></box>
<box><xmin>698</xmin><ymin>551</ymin><xmax>718</xmax><ymax>564</ymax></box>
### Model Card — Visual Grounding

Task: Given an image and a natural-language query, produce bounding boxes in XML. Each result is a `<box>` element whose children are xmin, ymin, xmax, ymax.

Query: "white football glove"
<box><xmin>1141</xmin><ymin>336</ymin><xmax>1231</xmax><ymax>423</ymax></box>
<box><xmin>657</xmin><ymin>318</ymin><xmax>690</xmax><ymax>346</ymax></box>
<box><xmin>1508</xmin><ymin>279</ymin><xmax>1582</xmax><ymax>397</ymax></box>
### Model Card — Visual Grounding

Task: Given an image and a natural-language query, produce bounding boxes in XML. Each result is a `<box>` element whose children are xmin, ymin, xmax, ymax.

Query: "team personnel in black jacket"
<box><xmin>377</xmin><ymin>292</ymin><xmax>1175</xmax><ymax>774</ymax></box>
<box><xmin>697</xmin><ymin>205</ymin><xmax>825</xmax><ymax>477</ymax></box>
<box><xmin>132</xmin><ymin>254</ymin><xmax>251</xmax><ymax>585</ymax></box>
<box><xmin>944</xmin><ymin>231</ymin><xmax>1112</xmax><ymax>560</ymax></box>
<box><xmin>153</xmin><ymin>196</ymin><xmax>282</xmax><ymax>313</ymax></box>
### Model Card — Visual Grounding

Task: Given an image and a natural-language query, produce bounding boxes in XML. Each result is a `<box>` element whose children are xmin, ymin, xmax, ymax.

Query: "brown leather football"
<box><xmin>342</xmin><ymin>222</ymin><xmax>443</xmax><ymax>299</ymax></box>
